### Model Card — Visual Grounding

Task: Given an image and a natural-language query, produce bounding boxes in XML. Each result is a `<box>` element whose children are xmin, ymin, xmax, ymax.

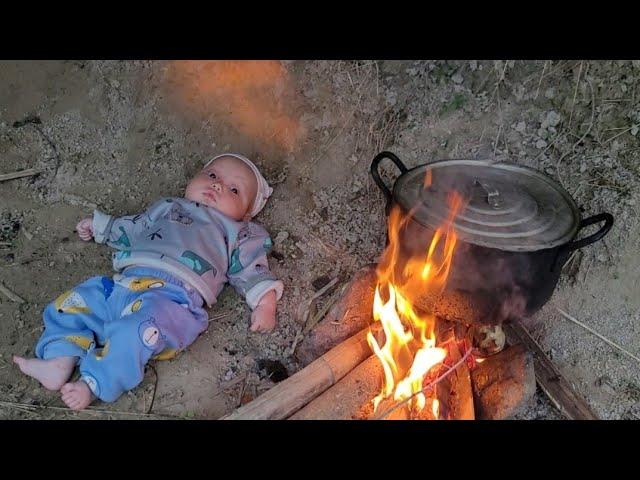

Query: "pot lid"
<box><xmin>394</xmin><ymin>159</ymin><xmax>581</xmax><ymax>251</ymax></box>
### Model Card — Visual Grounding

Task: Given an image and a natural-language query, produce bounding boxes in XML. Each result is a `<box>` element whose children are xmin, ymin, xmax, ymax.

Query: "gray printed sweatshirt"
<box><xmin>91</xmin><ymin>197</ymin><xmax>283</xmax><ymax>308</ymax></box>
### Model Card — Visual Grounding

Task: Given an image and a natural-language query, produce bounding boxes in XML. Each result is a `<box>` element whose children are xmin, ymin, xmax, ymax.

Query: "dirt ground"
<box><xmin>0</xmin><ymin>60</ymin><xmax>638</xmax><ymax>420</ymax></box>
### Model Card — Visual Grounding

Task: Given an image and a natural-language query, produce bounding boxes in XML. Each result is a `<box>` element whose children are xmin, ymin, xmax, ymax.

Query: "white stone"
<box><xmin>275</xmin><ymin>231</ymin><xmax>289</xmax><ymax>245</ymax></box>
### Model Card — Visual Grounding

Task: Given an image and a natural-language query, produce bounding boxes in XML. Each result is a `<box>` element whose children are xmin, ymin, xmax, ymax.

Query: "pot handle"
<box><xmin>370</xmin><ymin>151</ymin><xmax>409</xmax><ymax>202</ymax></box>
<box><xmin>566</xmin><ymin>213</ymin><xmax>614</xmax><ymax>251</ymax></box>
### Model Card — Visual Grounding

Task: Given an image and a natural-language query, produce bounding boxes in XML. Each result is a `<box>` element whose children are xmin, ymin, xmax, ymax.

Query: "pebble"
<box><xmin>451</xmin><ymin>72</ymin><xmax>464</xmax><ymax>84</ymax></box>
<box><xmin>515</xmin><ymin>121</ymin><xmax>526</xmax><ymax>133</ymax></box>
<box><xmin>275</xmin><ymin>231</ymin><xmax>289</xmax><ymax>245</ymax></box>
<box><xmin>535</xmin><ymin>139</ymin><xmax>548</xmax><ymax>149</ymax></box>
<box><xmin>542</xmin><ymin>110</ymin><xmax>561</xmax><ymax>129</ymax></box>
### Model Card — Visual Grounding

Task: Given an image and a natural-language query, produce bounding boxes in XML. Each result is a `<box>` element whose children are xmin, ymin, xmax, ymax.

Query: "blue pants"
<box><xmin>35</xmin><ymin>267</ymin><xmax>208</xmax><ymax>402</ymax></box>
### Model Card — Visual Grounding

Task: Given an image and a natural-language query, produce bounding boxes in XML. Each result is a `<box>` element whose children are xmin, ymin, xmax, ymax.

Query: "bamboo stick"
<box><xmin>222</xmin><ymin>328</ymin><xmax>372</xmax><ymax>420</ymax></box>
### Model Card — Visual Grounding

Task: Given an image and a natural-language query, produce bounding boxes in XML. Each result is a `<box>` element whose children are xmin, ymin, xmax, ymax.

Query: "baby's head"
<box><xmin>185</xmin><ymin>154</ymin><xmax>272</xmax><ymax>221</ymax></box>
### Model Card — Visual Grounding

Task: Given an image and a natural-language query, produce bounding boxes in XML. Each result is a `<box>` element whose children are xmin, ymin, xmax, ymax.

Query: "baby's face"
<box><xmin>185</xmin><ymin>156</ymin><xmax>258</xmax><ymax>221</ymax></box>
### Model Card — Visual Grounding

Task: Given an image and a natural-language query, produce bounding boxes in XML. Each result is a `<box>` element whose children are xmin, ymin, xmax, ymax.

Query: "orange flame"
<box><xmin>368</xmin><ymin>186</ymin><xmax>465</xmax><ymax>416</ymax></box>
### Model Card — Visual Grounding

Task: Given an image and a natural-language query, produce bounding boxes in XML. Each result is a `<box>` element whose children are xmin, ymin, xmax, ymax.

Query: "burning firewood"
<box><xmin>433</xmin><ymin>321</ymin><xmax>475</xmax><ymax>420</ymax></box>
<box><xmin>291</xmin><ymin>320</ymin><xmax>476</xmax><ymax>421</ymax></box>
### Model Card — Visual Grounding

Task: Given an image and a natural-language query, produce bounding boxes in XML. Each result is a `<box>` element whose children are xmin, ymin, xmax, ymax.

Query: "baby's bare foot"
<box><xmin>61</xmin><ymin>381</ymin><xmax>94</xmax><ymax>410</ymax></box>
<box><xmin>13</xmin><ymin>355</ymin><xmax>76</xmax><ymax>391</ymax></box>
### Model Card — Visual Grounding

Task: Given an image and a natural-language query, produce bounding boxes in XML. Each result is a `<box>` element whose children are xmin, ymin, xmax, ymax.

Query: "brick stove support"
<box><xmin>471</xmin><ymin>344</ymin><xmax>536</xmax><ymax>419</ymax></box>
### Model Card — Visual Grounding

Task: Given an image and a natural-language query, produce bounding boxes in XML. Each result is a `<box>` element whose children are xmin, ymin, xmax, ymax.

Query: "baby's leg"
<box><xmin>13</xmin><ymin>356</ymin><xmax>77</xmax><ymax>391</ymax></box>
<box><xmin>74</xmin><ymin>288</ymin><xmax>207</xmax><ymax>408</ymax></box>
<box><xmin>15</xmin><ymin>276</ymin><xmax>112</xmax><ymax>391</ymax></box>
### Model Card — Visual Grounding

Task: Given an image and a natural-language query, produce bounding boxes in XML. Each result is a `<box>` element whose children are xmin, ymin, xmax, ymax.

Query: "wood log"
<box><xmin>291</xmin><ymin>320</ymin><xmax>475</xmax><ymax>421</ymax></box>
<box><xmin>414</xmin><ymin>289</ymin><xmax>504</xmax><ymax>326</ymax></box>
<box><xmin>470</xmin><ymin>344</ymin><xmax>536</xmax><ymax>420</ymax></box>
<box><xmin>295</xmin><ymin>265</ymin><xmax>377</xmax><ymax>366</ymax></box>
<box><xmin>503</xmin><ymin>321</ymin><xmax>599</xmax><ymax>420</ymax></box>
<box><xmin>289</xmin><ymin>355</ymin><xmax>382</xmax><ymax>420</ymax></box>
<box><xmin>222</xmin><ymin>328</ymin><xmax>372</xmax><ymax>420</ymax></box>
<box><xmin>435</xmin><ymin>321</ymin><xmax>475</xmax><ymax>420</ymax></box>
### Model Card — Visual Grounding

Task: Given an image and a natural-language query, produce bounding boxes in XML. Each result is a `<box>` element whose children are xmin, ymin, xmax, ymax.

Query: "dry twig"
<box><xmin>0</xmin><ymin>168</ymin><xmax>43</xmax><ymax>182</ymax></box>
<box><xmin>0</xmin><ymin>282</ymin><xmax>25</xmax><ymax>303</ymax></box>
<box><xmin>0</xmin><ymin>400</ymin><xmax>179</xmax><ymax>419</ymax></box>
<box><xmin>556</xmin><ymin>307</ymin><xmax>640</xmax><ymax>364</ymax></box>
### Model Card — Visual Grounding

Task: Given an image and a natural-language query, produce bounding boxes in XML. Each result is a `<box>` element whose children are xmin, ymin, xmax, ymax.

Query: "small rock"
<box><xmin>597</xmin><ymin>254</ymin><xmax>607</xmax><ymax>263</ymax></box>
<box><xmin>515</xmin><ymin>121</ymin><xmax>526</xmax><ymax>133</ymax></box>
<box><xmin>631</xmin><ymin>125</ymin><xmax>638</xmax><ymax>136</ymax></box>
<box><xmin>544</xmin><ymin>87</ymin><xmax>556</xmax><ymax>99</ymax></box>
<box><xmin>469</xmin><ymin>60</ymin><xmax>478</xmax><ymax>71</ymax></box>
<box><xmin>535</xmin><ymin>139</ymin><xmax>548</xmax><ymax>149</ymax></box>
<box><xmin>542</xmin><ymin>110</ymin><xmax>562</xmax><ymax>129</ymax></box>
<box><xmin>451</xmin><ymin>72</ymin><xmax>464</xmax><ymax>84</ymax></box>
<box><xmin>274</xmin><ymin>231</ymin><xmax>289</xmax><ymax>245</ymax></box>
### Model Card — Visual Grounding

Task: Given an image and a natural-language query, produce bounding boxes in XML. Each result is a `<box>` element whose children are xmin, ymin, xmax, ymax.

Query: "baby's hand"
<box><xmin>76</xmin><ymin>217</ymin><xmax>94</xmax><ymax>241</ymax></box>
<box><xmin>250</xmin><ymin>290</ymin><xmax>277</xmax><ymax>333</ymax></box>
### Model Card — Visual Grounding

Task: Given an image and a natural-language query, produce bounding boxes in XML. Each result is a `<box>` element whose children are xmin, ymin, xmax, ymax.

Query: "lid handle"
<box><xmin>474</xmin><ymin>179</ymin><xmax>502</xmax><ymax>208</ymax></box>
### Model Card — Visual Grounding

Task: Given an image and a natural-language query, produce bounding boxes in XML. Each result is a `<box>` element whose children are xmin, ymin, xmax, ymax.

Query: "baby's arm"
<box><xmin>227</xmin><ymin>226</ymin><xmax>283</xmax><ymax>333</ymax></box>
<box><xmin>75</xmin><ymin>201</ymin><xmax>166</xmax><ymax>248</ymax></box>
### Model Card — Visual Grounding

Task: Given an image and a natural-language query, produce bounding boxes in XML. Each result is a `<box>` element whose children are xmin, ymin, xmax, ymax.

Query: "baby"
<box><xmin>13</xmin><ymin>153</ymin><xmax>283</xmax><ymax>410</ymax></box>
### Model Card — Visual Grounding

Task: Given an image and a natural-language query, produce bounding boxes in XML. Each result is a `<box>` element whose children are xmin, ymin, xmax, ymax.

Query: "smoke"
<box><xmin>165</xmin><ymin>60</ymin><xmax>305</xmax><ymax>153</ymax></box>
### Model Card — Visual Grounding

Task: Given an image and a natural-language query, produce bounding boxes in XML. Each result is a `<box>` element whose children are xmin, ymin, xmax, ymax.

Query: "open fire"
<box><xmin>367</xmin><ymin>190</ymin><xmax>465</xmax><ymax>418</ymax></box>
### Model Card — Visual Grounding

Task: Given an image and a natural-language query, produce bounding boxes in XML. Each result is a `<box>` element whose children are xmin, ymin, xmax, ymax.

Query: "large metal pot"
<box><xmin>370</xmin><ymin>151</ymin><xmax>614</xmax><ymax>324</ymax></box>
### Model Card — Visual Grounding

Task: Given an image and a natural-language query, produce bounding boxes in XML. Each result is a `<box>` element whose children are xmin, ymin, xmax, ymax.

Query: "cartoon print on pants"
<box><xmin>255</xmin><ymin>263</ymin><xmax>268</xmax><ymax>274</ymax></box>
<box><xmin>55</xmin><ymin>290</ymin><xmax>91</xmax><ymax>314</ymax></box>
<box><xmin>179</xmin><ymin>251</ymin><xmax>215</xmax><ymax>276</ymax></box>
<box><xmin>121</xmin><ymin>298</ymin><xmax>143</xmax><ymax>317</ymax></box>
<box><xmin>138</xmin><ymin>318</ymin><xmax>163</xmax><ymax>350</ymax></box>
<box><xmin>113</xmin><ymin>226</ymin><xmax>131</xmax><ymax>248</ymax></box>
<box><xmin>65</xmin><ymin>335</ymin><xmax>94</xmax><ymax>350</ymax></box>
<box><xmin>94</xmin><ymin>340</ymin><xmax>110</xmax><ymax>360</ymax></box>
<box><xmin>228</xmin><ymin>248</ymin><xmax>243</xmax><ymax>274</ymax></box>
<box><xmin>101</xmin><ymin>277</ymin><xmax>115</xmax><ymax>300</ymax></box>
<box><xmin>152</xmin><ymin>348</ymin><xmax>179</xmax><ymax>361</ymax></box>
<box><xmin>114</xmin><ymin>276</ymin><xmax>165</xmax><ymax>291</ymax></box>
